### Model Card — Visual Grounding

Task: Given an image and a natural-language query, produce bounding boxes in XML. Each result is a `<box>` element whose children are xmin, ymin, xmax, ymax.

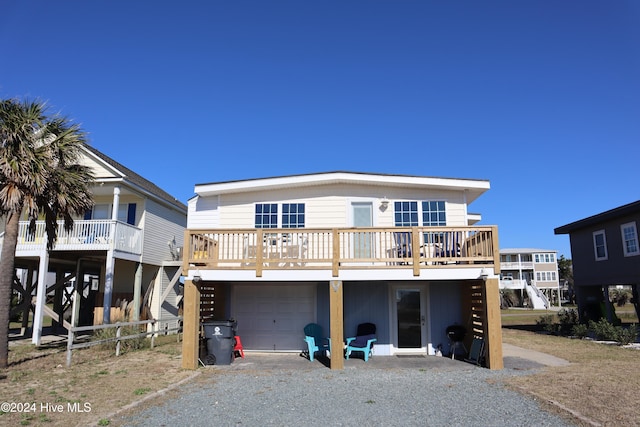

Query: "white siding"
<box><xmin>187</xmin><ymin>196</ymin><xmax>219</xmax><ymax>229</ymax></box>
<box><xmin>79</xmin><ymin>155</ymin><xmax>119</xmax><ymax>179</ymax></box>
<box><xmin>195</xmin><ymin>183</ymin><xmax>470</xmax><ymax>229</ymax></box>
<box><xmin>141</xmin><ymin>199</ymin><xmax>187</xmax><ymax>266</ymax></box>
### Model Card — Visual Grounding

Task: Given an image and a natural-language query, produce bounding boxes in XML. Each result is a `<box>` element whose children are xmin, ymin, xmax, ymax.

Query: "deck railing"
<box><xmin>184</xmin><ymin>226</ymin><xmax>499</xmax><ymax>277</ymax></box>
<box><xmin>14</xmin><ymin>220</ymin><xmax>143</xmax><ymax>255</ymax></box>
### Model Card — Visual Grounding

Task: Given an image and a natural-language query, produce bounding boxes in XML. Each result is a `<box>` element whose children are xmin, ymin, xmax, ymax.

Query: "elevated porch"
<box><xmin>182</xmin><ymin>226</ymin><xmax>500</xmax><ymax>278</ymax></box>
<box><xmin>12</xmin><ymin>219</ymin><xmax>142</xmax><ymax>257</ymax></box>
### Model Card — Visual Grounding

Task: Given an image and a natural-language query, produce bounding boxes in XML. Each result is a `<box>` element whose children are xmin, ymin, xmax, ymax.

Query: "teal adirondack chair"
<box><xmin>303</xmin><ymin>323</ymin><xmax>331</xmax><ymax>362</ymax></box>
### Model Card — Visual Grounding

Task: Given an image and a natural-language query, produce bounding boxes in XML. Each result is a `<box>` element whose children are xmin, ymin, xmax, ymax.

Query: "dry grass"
<box><xmin>0</xmin><ymin>336</ymin><xmax>195</xmax><ymax>426</ymax></box>
<box><xmin>501</xmin><ymin>308</ymin><xmax>640</xmax><ymax>427</ymax></box>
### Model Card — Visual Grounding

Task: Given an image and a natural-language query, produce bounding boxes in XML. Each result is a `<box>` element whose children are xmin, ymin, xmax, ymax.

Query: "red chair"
<box><xmin>233</xmin><ymin>336</ymin><xmax>245</xmax><ymax>358</ymax></box>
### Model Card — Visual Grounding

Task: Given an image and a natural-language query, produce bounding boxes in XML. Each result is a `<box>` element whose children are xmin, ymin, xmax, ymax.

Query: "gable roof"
<box><xmin>82</xmin><ymin>143</ymin><xmax>187</xmax><ymax>212</ymax></box>
<box><xmin>554</xmin><ymin>200</ymin><xmax>640</xmax><ymax>235</ymax></box>
<box><xmin>194</xmin><ymin>171</ymin><xmax>490</xmax><ymax>204</ymax></box>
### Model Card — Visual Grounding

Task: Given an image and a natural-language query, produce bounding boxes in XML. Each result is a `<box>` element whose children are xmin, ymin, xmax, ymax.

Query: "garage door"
<box><xmin>233</xmin><ymin>284</ymin><xmax>315</xmax><ymax>351</ymax></box>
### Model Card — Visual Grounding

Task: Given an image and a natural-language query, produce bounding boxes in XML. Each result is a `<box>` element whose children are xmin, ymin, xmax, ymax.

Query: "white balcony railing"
<box><xmin>13</xmin><ymin>220</ymin><xmax>142</xmax><ymax>255</ymax></box>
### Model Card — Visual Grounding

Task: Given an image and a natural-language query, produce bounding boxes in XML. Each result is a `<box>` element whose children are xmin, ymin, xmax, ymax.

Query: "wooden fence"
<box><xmin>65</xmin><ymin>317</ymin><xmax>182</xmax><ymax>367</ymax></box>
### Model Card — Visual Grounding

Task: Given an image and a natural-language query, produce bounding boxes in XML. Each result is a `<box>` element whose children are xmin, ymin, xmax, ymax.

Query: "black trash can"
<box><xmin>202</xmin><ymin>320</ymin><xmax>237</xmax><ymax>365</ymax></box>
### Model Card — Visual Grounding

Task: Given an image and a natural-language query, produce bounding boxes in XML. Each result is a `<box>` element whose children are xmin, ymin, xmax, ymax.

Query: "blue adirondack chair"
<box><xmin>303</xmin><ymin>323</ymin><xmax>331</xmax><ymax>362</ymax></box>
<box><xmin>345</xmin><ymin>323</ymin><xmax>377</xmax><ymax>362</ymax></box>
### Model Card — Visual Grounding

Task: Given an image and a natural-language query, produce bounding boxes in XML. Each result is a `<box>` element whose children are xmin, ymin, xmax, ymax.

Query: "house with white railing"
<box><xmin>499</xmin><ymin>248</ymin><xmax>560</xmax><ymax>309</ymax></box>
<box><xmin>4</xmin><ymin>144</ymin><xmax>187</xmax><ymax>345</ymax></box>
<box><xmin>180</xmin><ymin>172</ymin><xmax>504</xmax><ymax>370</ymax></box>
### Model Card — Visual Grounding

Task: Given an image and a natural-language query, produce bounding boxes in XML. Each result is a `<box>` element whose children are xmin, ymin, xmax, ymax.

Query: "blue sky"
<box><xmin>2</xmin><ymin>1</ymin><xmax>639</xmax><ymax>258</ymax></box>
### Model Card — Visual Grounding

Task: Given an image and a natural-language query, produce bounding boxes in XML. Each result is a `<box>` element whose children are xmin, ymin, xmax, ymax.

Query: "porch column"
<box><xmin>103</xmin><ymin>249</ymin><xmax>115</xmax><ymax>324</ymax></box>
<box><xmin>21</xmin><ymin>267</ymin><xmax>35</xmax><ymax>335</ymax></box>
<box><xmin>182</xmin><ymin>278</ymin><xmax>201</xmax><ymax>370</ymax></box>
<box><xmin>31</xmin><ymin>252</ymin><xmax>50</xmax><ymax>345</ymax></box>
<box><xmin>631</xmin><ymin>284</ymin><xmax>640</xmax><ymax>323</ymax></box>
<box><xmin>132</xmin><ymin>263</ymin><xmax>143</xmax><ymax>321</ymax></box>
<box><xmin>111</xmin><ymin>186</ymin><xmax>120</xmax><ymax>220</ymax></box>
<box><xmin>483</xmin><ymin>277</ymin><xmax>503</xmax><ymax>370</ymax></box>
<box><xmin>329</xmin><ymin>280</ymin><xmax>344</xmax><ymax>370</ymax></box>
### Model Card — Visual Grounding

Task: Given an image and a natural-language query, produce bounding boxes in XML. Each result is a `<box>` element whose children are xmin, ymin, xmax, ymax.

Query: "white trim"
<box><xmin>388</xmin><ymin>284</ymin><xmax>430</xmax><ymax>355</ymax></box>
<box><xmin>593</xmin><ymin>229</ymin><xmax>608</xmax><ymax>261</ymax></box>
<box><xmin>621</xmin><ymin>221</ymin><xmax>639</xmax><ymax>257</ymax></box>
<box><xmin>195</xmin><ymin>172</ymin><xmax>490</xmax><ymax>201</ymax></box>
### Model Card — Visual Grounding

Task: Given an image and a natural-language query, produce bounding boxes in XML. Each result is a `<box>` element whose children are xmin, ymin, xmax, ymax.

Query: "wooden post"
<box><xmin>181</xmin><ymin>278</ymin><xmax>201</xmax><ymax>370</ymax></box>
<box><xmin>483</xmin><ymin>277</ymin><xmax>503</xmax><ymax>370</ymax></box>
<box><xmin>332</xmin><ymin>230</ymin><xmax>340</xmax><ymax>277</ymax></box>
<box><xmin>411</xmin><ymin>227</ymin><xmax>420</xmax><ymax>276</ymax></box>
<box><xmin>329</xmin><ymin>280</ymin><xmax>344</xmax><ymax>370</ymax></box>
<box><xmin>256</xmin><ymin>229</ymin><xmax>263</xmax><ymax>277</ymax></box>
<box><xmin>491</xmin><ymin>226</ymin><xmax>500</xmax><ymax>275</ymax></box>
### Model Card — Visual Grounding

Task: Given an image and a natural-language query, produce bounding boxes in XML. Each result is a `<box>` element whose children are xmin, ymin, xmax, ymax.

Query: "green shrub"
<box><xmin>571</xmin><ymin>323</ymin><xmax>589</xmax><ymax>338</ymax></box>
<box><xmin>557</xmin><ymin>308</ymin><xmax>579</xmax><ymax>336</ymax></box>
<box><xmin>588</xmin><ymin>319</ymin><xmax>638</xmax><ymax>344</ymax></box>
<box><xmin>536</xmin><ymin>314</ymin><xmax>557</xmax><ymax>334</ymax></box>
<box><xmin>615</xmin><ymin>324</ymin><xmax>638</xmax><ymax>345</ymax></box>
<box><xmin>589</xmin><ymin>318</ymin><xmax>619</xmax><ymax>341</ymax></box>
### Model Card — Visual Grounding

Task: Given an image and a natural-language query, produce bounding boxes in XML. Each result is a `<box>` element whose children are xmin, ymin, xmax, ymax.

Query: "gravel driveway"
<box><xmin>111</xmin><ymin>352</ymin><xmax>575</xmax><ymax>427</ymax></box>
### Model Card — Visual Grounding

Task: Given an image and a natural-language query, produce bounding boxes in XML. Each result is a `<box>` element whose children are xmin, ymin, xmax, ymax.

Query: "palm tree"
<box><xmin>0</xmin><ymin>99</ymin><xmax>94</xmax><ymax>368</ymax></box>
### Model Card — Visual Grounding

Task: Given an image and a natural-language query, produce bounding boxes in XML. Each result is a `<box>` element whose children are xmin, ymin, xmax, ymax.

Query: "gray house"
<box><xmin>554</xmin><ymin>200</ymin><xmax>640</xmax><ymax>323</ymax></box>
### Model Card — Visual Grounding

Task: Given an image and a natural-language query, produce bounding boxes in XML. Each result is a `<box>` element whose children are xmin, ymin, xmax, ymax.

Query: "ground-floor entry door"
<box><xmin>392</xmin><ymin>285</ymin><xmax>428</xmax><ymax>352</ymax></box>
<box><xmin>233</xmin><ymin>284</ymin><xmax>315</xmax><ymax>351</ymax></box>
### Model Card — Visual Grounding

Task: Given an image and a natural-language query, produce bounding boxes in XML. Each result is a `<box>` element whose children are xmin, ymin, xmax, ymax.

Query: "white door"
<box><xmin>392</xmin><ymin>285</ymin><xmax>428</xmax><ymax>353</ymax></box>
<box><xmin>352</xmin><ymin>202</ymin><xmax>373</xmax><ymax>258</ymax></box>
<box><xmin>233</xmin><ymin>284</ymin><xmax>315</xmax><ymax>351</ymax></box>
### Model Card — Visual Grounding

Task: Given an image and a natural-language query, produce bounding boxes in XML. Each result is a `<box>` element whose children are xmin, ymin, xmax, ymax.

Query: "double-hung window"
<box><xmin>255</xmin><ymin>203</ymin><xmax>278</xmax><ymax>229</ymax></box>
<box><xmin>593</xmin><ymin>230</ymin><xmax>608</xmax><ymax>261</ymax></box>
<box><xmin>282</xmin><ymin>203</ymin><xmax>305</xmax><ymax>228</ymax></box>
<box><xmin>621</xmin><ymin>222</ymin><xmax>639</xmax><ymax>257</ymax></box>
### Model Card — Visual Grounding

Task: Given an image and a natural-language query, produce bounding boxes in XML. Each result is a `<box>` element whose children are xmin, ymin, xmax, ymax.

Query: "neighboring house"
<box><xmin>555</xmin><ymin>200</ymin><xmax>640</xmax><ymax>323</ymax></box>
<box><xmin>180</xmin><ymin>172</ymin><xmax>503</xmax><ymax>370</ymax></box>
<box><xmin>499</xmin><ymin>248</ymin><xmax>560</xmax><ymax>309</ymax></box>
<box><xmin>4</xmin><ymin>144</ymin><xmax>187</xmax><ymax>345</ymax></box>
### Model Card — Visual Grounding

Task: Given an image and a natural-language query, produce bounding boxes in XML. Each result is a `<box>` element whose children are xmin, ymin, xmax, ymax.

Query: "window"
<box><xmin>255</xmin><ymin>203</ymin><xmax>306</xmax><ymax>228</ymax></box>
<box><xmin>282</xmin><ymin>203</ymin><xmax>305</xmax><ymax>228</ymax></box>
<box><xmin>394</xmin><ymin>201</ymin><xmax>419</xmax><ymax>226</ymax></box>
<box><xmin>393</xmin><ymin>200</ymin><xmax>446</xmax><ymax>227</ymax></box>
<box><xmin>255</xmin><ymin>203</ymin><xmax>278</xmax><ymax>228</ymax></box>
<box><xmin>84</xmin><ymin>203</ymin><xmax>136</xmax><ymax>225</ymax></box>
<box><xmin>422</xmin><ymin>201</ymin><xmax>446</xmax><ymax>226</ymax></box>
<box><xmin>536</xmin><ymin>271</ymin><xmax>557</xmax><ymax>281</ymax></box>
<box><xmin>534</xmin><ymin>253</ymin><xmax>556</xmax><ymax>263</ymax></box>
<box><xmin>621</xmin><ymin>222</ymin><xmax>639</xmax><ymax>257</ymax></box>
<box><xmin>593</xmin><ymin>230</ymin><xmax>608</xmax><ymax>261</ymax></box>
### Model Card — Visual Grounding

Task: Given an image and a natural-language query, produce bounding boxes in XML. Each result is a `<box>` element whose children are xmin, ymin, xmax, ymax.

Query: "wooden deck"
<box><xmin>183</xmin><ymin>225</ymin><xmax>499</xmax><ymax>277</ymax></box>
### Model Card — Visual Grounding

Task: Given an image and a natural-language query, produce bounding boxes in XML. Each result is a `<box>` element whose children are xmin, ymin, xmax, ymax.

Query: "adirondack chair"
<box><xmin>303</xmin><ymin>323</ymin><xmax>331</xmax><ymax>362</ymax></box>
<box><xmin>345</xmin><ymin>323</ymin><xmax>377</xmax><ymax>362</ymax></box>
<box><xmin>436</xmin><ymin>231</ymin><xmax>461</xmax><ymax>263</ymax></box>
<box><xmin>394</xmin><ymin>232</ymin><xmax>412</xmax><ymax>264</ymax></box>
